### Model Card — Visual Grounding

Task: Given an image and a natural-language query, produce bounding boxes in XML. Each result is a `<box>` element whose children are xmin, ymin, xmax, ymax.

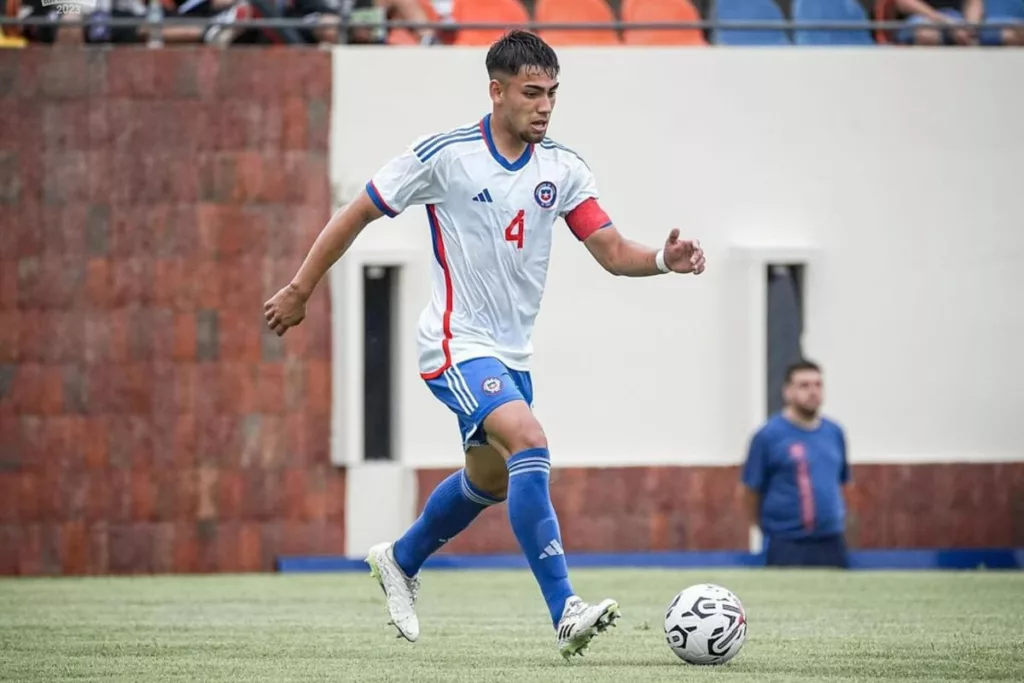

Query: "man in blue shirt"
<box><xmin>741</xmin><ymin>360</ymin><xmax>850</xmax><ymax>568</ymax></box>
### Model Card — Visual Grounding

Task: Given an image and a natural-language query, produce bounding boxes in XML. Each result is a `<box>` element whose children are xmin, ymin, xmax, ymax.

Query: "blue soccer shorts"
<box><xmin>423</xmin><ymin>356</ymin><xmax>533</xmax><ymax>450</ymax></box>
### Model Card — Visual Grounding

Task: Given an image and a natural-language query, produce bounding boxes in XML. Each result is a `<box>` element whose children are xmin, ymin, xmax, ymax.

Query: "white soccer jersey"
<box><xmin>366</xmin><ymin>114</ymin><xmax>609</xmax><ymax>379</ymax></box>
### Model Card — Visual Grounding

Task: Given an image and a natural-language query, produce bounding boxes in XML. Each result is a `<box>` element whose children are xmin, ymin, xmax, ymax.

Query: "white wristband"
<box><xmin>655</xmin><ymin>248</ymin><xmax>671</xmax><ymax>274</ymax></box>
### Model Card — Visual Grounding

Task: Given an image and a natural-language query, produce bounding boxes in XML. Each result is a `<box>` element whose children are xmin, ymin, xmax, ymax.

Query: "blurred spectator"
<box><xmin>44</xmin><ymin>0</ymin><xmax>257</xmax><ymax>46</ymax></box>
<box><xmin>10</xmin><ymin>0</ymin><xmax>86</xmax><ymax>44</ymax></box>
<box><xmin>345</xmin><ymin>0</ymin><xmax>438</xmax><ymax>44</ymax></box>
<box><xmin>895</xmin><ymin>0</ymin><xmax>1024</xmax><ymax>46</ymax></box>
<box><xmin>233</xmin><ymin>0</ymin><xmax>439</xmax><ymax>46</ymax></box>
<box><xmin>740</xmin><ymin>360</ymin><xmax>851</xmax><ymax>569</ymax></box>
<box><xmin>160</xmin><ymin>0</ymin><xmax>255</xmax><ymax>46</ymax></box>
<box><xmin>6</xmin><ymin>0</ymin><xmax>427</xmax><ymax>47</ymax></box>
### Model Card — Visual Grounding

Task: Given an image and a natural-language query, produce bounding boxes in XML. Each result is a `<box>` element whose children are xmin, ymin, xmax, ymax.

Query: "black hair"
<box><xmin>785</xmin><ymin>359</ymin><xmax>822</xmax><ymax>384</ymax></box>
<box><xmin>485</xmin><ymin>30</ymin><xmax>560</xmax><ymax>81</ymax></box>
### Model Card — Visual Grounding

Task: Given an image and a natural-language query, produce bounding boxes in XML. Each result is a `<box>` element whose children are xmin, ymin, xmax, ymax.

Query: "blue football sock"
<box><xmin>506</xmin><ymin>447</ymin><xmax>575</xmax><ymax>626</ymax></box>
<box><xmin>392</xmin><ymin>469</ymin><xmax>502</xmax><ymax>577</ymax></box>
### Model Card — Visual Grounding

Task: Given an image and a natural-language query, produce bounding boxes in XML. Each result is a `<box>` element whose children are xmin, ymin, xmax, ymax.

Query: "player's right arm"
<box><xmin>739</xmin><ymin>430</ymin><xmax>768</xmax><ymax>530</ymax></box>
<box><xmin>264</xmin><ymin>137</ymin><xmax>445</xmax><ymax>336</ymax></box>
<box><xmin>264</xmin><ymin>193</ymin><xmax>384</xmax><ymax>336</ymax></box>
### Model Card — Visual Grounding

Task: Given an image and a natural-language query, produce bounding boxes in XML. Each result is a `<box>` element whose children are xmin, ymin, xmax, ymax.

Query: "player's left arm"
<box><xmin>560</xmin><ymin>157</ymin><xmax>704</xmax><ymax>277</ymax></box>
<box><xmin>581</xmin><ymin>219</ymin><xmax>705</xmax><ymax>278</ymax></box>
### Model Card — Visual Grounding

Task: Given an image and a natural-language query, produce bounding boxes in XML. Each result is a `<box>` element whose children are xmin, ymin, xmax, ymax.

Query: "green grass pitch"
<box><xmin>2</xmin><ymin>568</ymin><xmax>1022</xmax><ymax>682</ymax></box>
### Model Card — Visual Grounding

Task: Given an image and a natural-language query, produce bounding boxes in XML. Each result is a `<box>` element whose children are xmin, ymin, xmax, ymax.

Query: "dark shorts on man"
<box><xmin>765</xmin><ymin>533</ymin><xmax>849</xmax><ymax>568</ymax></box>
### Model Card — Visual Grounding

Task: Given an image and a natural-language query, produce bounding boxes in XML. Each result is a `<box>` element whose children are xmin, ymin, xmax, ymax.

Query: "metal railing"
<box><xmin>2</xmin><ymin>17</ymin><xmax>1021</xmax><ymax>31</ymax></box>
<box><xmin>1</xmin><ymin>15</ymin><xmax>1021</xmax><ymax>46</ymax></box>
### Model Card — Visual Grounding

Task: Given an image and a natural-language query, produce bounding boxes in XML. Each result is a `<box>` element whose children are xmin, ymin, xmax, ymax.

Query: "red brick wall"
<box><xmin>0</xmin><ymin>47</ymin><xmax>343</xmax><ymax>575</ymax></box>
<box><xmin>417</xmin><ymin>463</ymin><xmax>1024</xmax><ymax>553</ymax></box>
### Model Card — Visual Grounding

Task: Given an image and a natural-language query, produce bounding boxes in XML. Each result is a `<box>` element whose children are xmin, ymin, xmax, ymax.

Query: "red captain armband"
<box><xmin>565</xmin><ymin>198</ymin><xmax>612</xmax><ymax>242</ymax></box>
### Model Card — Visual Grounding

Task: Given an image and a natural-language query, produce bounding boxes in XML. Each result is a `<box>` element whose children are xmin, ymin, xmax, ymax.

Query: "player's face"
<box><xmin>493</xmin><ymin>66</ymin><xmax>558</xmax><ymax>144</ymax></box>
<box><xmin>784</xmin><ymin>369</ymin><xmax>823</xmax><ymax>417</ymax></box>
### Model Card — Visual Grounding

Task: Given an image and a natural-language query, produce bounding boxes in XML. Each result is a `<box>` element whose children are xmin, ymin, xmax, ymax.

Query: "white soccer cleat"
<box><xmin>365</xmin><ymin>541</ymin><xmax>421</xmax><ymax>642</ymax></box>
<box><xmin>555</xmin><ymin>595</ymin><xmax>621</xmax><ymax>660</ymax></box>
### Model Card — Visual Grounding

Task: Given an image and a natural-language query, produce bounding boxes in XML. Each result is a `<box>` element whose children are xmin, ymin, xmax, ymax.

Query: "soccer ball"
<box><xmin>664</xmin><ymin>583</ymin><xmax>747</xmax><ymax>665</ymax></box>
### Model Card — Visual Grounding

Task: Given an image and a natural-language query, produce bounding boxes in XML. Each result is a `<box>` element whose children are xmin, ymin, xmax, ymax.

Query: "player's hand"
<box><xmin>263</xmin><ymin>283</ymin><xmax>308</xmax><ymax>336</ymax></box>
<box><xmin>663</xmin><ymin>229</ymin><xmax>705</xmax><ymax>275</ymax></box>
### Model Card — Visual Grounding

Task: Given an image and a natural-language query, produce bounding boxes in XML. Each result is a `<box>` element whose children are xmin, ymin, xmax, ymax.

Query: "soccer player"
<box><xmin>263</xmin><ymin>30</ymin><xmax>706</xmax><ymax>659</ymax></box>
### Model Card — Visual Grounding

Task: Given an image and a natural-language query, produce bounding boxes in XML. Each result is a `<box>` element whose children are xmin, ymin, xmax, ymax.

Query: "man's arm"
<box><xmin>559</xmin><ymin>155</ymin><xmax>703</xmax><ymax>277</ymax></box>
<box><xmin>740</xmin><ymin>429</ymin><xmax>768</xmax><ymax>531</ymax></box>
<box><xmin>582</xmin><ymin>225</ymin><xmax>665</xmax><ymax>277</ymax></box>
<box><xmin>265</xmin><ymin>135</ymin><xmax>442</xmax><ymax>336</ymax></box>
<box><xmin>291</xmin><ymin>191</ymin><xmax>382</xmax><ymax>298</ymax></box>
<box><xmin>894</xmin><ymin>0</ymin><xmax>952</xmax><ymax>21</ymax></box>
<box><xmin>264</xmin><ymin>191</ymin><xmax>383</xmax><ymax>336</ymax></box>
<box><xmin>837</xmin><ymin>424</ymin><xmax>852</xmax><ymax>504</ymax></box>
<box><xmin>581</xmin><ymin>221</ymin><xmax>706</xmax><ymax>278</ymax></box>
<box><xmin>960</xmin><ymin>0</ymin><xmax>983</xmax><ymax>43</ymax></box>
<box><xmin>741</xmin><ymin>487</ymin><xmax>761</xmax><ymax>529</ymax></box>
<box><xmin>962</xmin><ymin>0</ymin><xmax>983</xmax><ymax>22</ymax></box>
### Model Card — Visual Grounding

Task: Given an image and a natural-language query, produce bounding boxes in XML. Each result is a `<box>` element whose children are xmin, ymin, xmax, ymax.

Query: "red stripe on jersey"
<box><xmin>565</xmin><ymin>197</ymin><xmax>612</xmax><ymax>241</ymax></box>
<box><xmin>420</xmin><ymin>205</ymin><xmax>454</xmax><ymax>380</ymax></box>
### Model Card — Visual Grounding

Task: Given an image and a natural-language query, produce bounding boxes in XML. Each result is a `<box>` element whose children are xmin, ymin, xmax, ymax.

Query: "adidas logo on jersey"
<box><xmin>471</xmin><ymin>189</ymin><xmax>493</xmax><ymax>203</ymax></box>
<box><xmin>539</xmin><ymin>540</ymin><xmax>564</xmax><ymax>559</ymax></box>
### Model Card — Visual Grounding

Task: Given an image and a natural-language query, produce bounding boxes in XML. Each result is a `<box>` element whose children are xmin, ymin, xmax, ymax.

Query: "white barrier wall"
<box><xmin>328</xmin><ymin>47</ymin><xmax>1024</xmax><ymax>477</ymax></box>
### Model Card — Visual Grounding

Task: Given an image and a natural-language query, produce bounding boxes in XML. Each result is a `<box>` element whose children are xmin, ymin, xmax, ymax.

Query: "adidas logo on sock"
<box><xmin>471</xmin><ymin>188</ymin><xmax>493</xmax><ymax>203</ymax></box>
<box><xmin>538</xmin><ymin>540</ymin><xmax>564</xmax><ymax>559</ymax></box>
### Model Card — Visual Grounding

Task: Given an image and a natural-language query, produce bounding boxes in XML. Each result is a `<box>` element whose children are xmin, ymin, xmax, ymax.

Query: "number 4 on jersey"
<box><xmin>504</xmin><ymin>210</ymin><xmax>525</xmax><ymax>249</ymax></box>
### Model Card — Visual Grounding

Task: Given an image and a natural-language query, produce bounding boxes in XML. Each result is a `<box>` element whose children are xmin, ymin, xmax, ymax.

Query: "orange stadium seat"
<box><xmin>622</xmin><ymin>0</ymin><xmax>707</xmax><ymax>46</ymax></box>
<box><xmin>535</xmin><ymin>0</ymin><xmax>622</xmax><ymax>45</ymax></box>
<box><xmin>452</xmin><ymin>0</ymin><xmax>530</xmax><ymax>46</ymax></box>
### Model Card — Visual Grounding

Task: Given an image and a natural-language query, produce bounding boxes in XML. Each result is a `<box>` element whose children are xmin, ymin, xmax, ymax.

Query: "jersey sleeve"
<box><xmin>365</xmin><ymin>138</ymin><xmax>446</xmax><ymax>217</ymax></box>
<box><xmin>560</xmin><ymin>155</ymin><xmax>611</xmax><ymax>241</ymax></box>
<box><xmin>560</xmin><ymin>156</ymin><xmax>599</xmax><ymax>215</ymax></box>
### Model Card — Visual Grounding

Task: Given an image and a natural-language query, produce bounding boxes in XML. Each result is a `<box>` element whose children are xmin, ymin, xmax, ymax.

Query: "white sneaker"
<box><xmin>365</xmin><ymin>541</ymin><xmax>421</xmax><ymax>642</ymax></box>
<box><xmin>555</xmin><ymin>595</ymin><xmax>621</xmax><ymax>659</ymax></box>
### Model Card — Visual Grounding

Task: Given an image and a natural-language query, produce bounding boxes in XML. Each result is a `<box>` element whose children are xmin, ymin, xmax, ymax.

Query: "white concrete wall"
<box><xmin>329</xmin><ymin>47</ymin><xmax>1024</xmax><ymax>485</ymax></box>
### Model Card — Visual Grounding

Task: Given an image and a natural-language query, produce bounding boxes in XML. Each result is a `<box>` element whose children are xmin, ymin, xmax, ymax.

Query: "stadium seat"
<box><xmin>986</xmin><ymin>0</ymin><xmax>1024</xmax><ymax>17</ymax></box>
<box><xmin>452</xmin><ymin>0</ymin><xmax>530</xmax><ymax>46</ymax></box>
<box><xmin>535</xmin><ymin>0</ymin><xmax>622</xmax><ymax>45</ymax></box>
<box><xmin>980</xmin><ymin>0</ymin><xmax>1024</xmax><ymax>45</ymax></box>
<box><xmin>622</xmin><ymin>0</ymin><xmax>708</xmax><ymax>45</ymax></box>
<box><xmin>792</xmin><ymin>0</ymin><xmax>875</xmax><ymax>45</ymax></box>
<box><xmin>711</xmin><ymin>0</ymin><xmax>792</xmax><ymax>45</ymax></box>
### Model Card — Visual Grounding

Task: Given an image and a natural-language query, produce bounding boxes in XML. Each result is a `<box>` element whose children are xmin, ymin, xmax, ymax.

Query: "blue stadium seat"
<box><xmin>792</xmin><ymin>0</ymin><xmax>876</xmax><ymax>45</ymax></box>
<box><xmin>980</xmin><ymin>0</ymin><xmax>1024</xmax><ymax>45</ymax></box>
<box><xmin>712</xmin><ymin>0</ymin><xmax>792</xmax><ymax>45</ymax></box>
<box><xmin>985</xmin><ymin>0</ymin><xmax>1024</xmax><ymax>18</ymax></box>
